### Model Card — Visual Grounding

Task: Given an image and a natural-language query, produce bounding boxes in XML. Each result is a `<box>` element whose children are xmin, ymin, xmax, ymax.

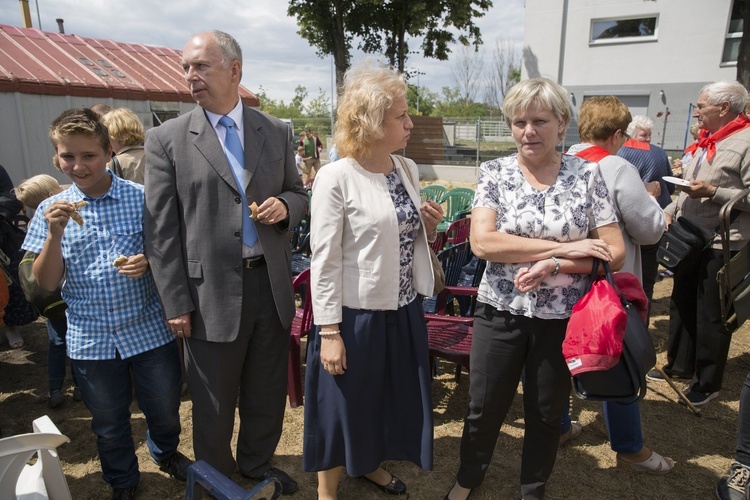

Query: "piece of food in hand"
<box><xmin>113</xmin><ymin>256</ymin><xmax>128</xmax><ymax>268</ymax></box>
<box><xmin>248</xmin><ymin>201</ymin><xmax>259</xmax><ymax>221</ymax></box>
<box><xmin>69</xmin><ymin>200</ymin><xmax>88</xmax><ymax>226</ymax></box>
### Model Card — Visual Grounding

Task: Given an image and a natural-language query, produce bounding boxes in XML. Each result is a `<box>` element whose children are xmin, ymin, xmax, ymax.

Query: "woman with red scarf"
<box><xmin>565</xmin><ymin>96</ymin><xmax>673</xmax><ymax>474</ymax></box>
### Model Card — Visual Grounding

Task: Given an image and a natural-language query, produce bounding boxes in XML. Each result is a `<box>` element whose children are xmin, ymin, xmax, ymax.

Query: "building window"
<box><xmin>590</xmin><ymin>15</ymin><xmax>658</xmax><ymax>44</ymax></box>
<box><xmin>723</xmin><ymin>0</ymin><xmax>747</xmax><ymax>63</ymax></box>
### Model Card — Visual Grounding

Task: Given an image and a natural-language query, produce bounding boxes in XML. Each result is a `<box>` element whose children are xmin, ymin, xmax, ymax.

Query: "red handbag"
<box><xmin>562</xmin><ymin>260</ymin><xmax>627</xmax><ymax>376</ymax></box>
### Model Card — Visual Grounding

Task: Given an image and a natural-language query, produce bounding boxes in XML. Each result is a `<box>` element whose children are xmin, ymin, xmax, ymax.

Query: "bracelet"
<box><xmin>319</xmin><ymin>330</ymin><xmax>340</xmax><ymax>337</ymax></box>
<box><xmin>549</xmin><ymin>256</ymin><xmax>560</xmax><ymax>277</ymax></box>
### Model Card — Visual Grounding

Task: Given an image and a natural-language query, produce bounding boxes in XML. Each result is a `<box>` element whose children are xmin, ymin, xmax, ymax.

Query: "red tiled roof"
<box><xmin>0</xmin><ymin>24</ymin><xmax>259</xmax><ymax>106</ymax></box>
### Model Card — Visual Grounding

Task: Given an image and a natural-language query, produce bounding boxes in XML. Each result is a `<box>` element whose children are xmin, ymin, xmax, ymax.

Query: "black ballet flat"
<box><xmin>443</xmin><ymin>483</ymin><xmax>472</xmax><ymax>500</ymax></box>
<box><xmin>362</xmin><ymin>473</ymin><xmax>407</xmax><ymax>495</ymax></box>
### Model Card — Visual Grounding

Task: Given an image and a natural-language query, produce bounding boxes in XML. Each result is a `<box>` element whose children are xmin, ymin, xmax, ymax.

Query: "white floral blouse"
<box><xmin>473</xmin><ymin>153</ymin><xmax>618</xmax><ymax>319</ymax></box>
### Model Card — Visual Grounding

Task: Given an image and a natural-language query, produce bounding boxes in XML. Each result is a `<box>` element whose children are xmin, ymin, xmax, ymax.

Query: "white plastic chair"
<box><xmin>0</xmin><ymin>415</ymin><xmax>71</xmax><ymax>499</ymax></box>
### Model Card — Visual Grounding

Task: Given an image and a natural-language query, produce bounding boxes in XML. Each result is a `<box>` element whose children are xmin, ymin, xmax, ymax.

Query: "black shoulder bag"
<box><xmin>571</xmin><ymin>260</ymin><xmax>656</xmax><ymax>404</ymax></box>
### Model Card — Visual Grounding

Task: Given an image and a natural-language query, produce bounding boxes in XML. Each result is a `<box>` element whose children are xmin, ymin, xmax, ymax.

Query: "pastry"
<box><xmin>113</xmin><ymin>256</ymin><xmax>128</xmax><ymax>268</ymax></box>
<box><xmin>69</xmin><ymin>200</ymin><xmax>88</xmax><ymax>226</ymax></box>
<box><xmin>249</xmin><ymin>201</ymin><xmax>259</xmax><ymax>221</ymax></box>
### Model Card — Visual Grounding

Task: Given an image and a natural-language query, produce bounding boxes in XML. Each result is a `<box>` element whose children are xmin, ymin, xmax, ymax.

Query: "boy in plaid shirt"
<box><xmin>23</xmin><ymin>108</ymin><xmax>190</xmax><ymax>500</ymax></box>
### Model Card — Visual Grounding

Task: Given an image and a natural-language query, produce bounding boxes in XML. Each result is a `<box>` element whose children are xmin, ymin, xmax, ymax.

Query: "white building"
<box><xmin>523</xmin><ymin>0</ymin><xmax>744</xmax><ymax>150</ymax></box>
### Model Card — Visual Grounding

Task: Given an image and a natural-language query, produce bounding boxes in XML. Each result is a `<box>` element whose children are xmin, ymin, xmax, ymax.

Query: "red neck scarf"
<box><xmin>684</xmin><ymin>129</ymin><xmax>710</xmax><ymax>155</ymax></box>
<box><xmin>622</xmin><ymin>138</ymin><xmax>650</xmax><ymax>151</ymax></box>
<box><xmin>573</xmin><ymin>144</ymin><xmax>610</xmax><ymax>162</ymax></box>
<box><xmin>684</xmin><ymin>115</ymin><xmax>750</xmax><ymax>161</ymax></box>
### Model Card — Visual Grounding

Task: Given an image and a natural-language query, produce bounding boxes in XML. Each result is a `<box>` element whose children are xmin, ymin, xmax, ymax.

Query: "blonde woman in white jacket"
<box><xmin>303</xmin><ymin>63</ymin><xmax>443</xmax><ymax>500</ymax></box>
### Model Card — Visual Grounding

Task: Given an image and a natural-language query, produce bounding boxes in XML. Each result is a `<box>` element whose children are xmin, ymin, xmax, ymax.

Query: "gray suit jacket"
<box><xmin>144</xmin><ymin>105</ymin><xmax>308</xmax><ymax>341</ymax></box>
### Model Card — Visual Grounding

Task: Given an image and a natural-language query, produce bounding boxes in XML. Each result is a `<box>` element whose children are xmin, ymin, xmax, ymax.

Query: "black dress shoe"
<box><xmin>363</xmin><ymin>473</ymin><xmax>407</xmax><ymax>495</ymax></box>
<box><xmin>111</xmin><ymin>485</ymin><xmax>137</xmax><ymax>500</ymax></box>
<box><xmin>154</xmin><ymin>451</ymin><xmax>192</xmax><ymax>482</ymax></box>
<box><xmin>250</xmin><ymin>466</ymin><xmax>298</xmax><ymax>495</ymax></box>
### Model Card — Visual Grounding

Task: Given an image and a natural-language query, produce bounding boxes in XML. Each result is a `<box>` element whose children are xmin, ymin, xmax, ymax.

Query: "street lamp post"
<box><xmin>406</xmin><ymin>68</ymin><xmax>426</xmax><ymax>114</ymax></box>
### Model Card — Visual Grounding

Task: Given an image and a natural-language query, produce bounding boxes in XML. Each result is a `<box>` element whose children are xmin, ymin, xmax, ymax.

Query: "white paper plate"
<box><xmin>663</xmin><ymin>176</ymin><xmax>691</xmax><ymax>187</ymax></box>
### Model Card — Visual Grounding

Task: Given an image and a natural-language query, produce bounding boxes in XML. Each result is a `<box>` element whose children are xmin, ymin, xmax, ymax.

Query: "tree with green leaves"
<box><xmin>406</xmin><ymin>83</ymin><xmax>437</xmax><ymax>116</ymax></box>
<box><xmin>305</xmin><ymin>88</ymin><xmax>332</xmax><ymax>117</ymax></box>
<box><xmin>287</xmin><ymin>0</ymin><xmax>493</xmax><ymax>89</ymax></box>
<box><xmin>360</xmin><ymin>0</ymin><xmax>493</xmax><ymax>73</ymax></box>
<box><xmin>256</xmin><ymin>85</ymin><xmax>307</xmax><ymax>118</ymax></box>
<box><xmin>433</xmin><ymin>86</ymin><xmax>486</xmax><ymax>117</ymax></box>
<box><xmin>287</xmin><ymin>0</ymin><xmax>363</xmax><ymax>91</ymax></box>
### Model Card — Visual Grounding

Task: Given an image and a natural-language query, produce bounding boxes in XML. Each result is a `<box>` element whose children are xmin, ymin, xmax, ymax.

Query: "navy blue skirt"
<box><xmin>302</xmin><ymin>298</ymin><xmax>434</xmax><ymax>476</ymax></box>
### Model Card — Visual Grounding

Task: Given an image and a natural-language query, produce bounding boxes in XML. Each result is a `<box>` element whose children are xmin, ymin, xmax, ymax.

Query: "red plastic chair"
<box><xmin>424</xmin><ymin>256</ymin><xmax>486</xmax><ymax>382</ymax></box>
<box><xmin>445</xmin><ymin>217</ymin><xmax>471</xmax><ymax>246</ymax></box>
<box><xmin>288</xmin><ymin>268</ymin><xmax>313</xmax><ymax>408</ymax></box>
<box><xmin>429</xmin><ymin>231</ymin><xmax>448</xmax><ymax>253</ymax></box>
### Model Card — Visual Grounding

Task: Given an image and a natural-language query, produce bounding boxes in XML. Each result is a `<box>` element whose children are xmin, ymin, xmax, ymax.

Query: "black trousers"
<box><xmin>456</xmin><ymin>303</ymin><xmax>569</xmax><ymax>500</ymax></box>
<box><xmin>184</xmin><ymin>264</ymin><xmax>289</xmax><ymax>477</ymax></box>
<box><xmin>666</xmin><ymin>248</ymin><xmax>734</xmax><ymax>393</ymax></box>
<box><xmin>640</xmin><ymin>243</ymin><xmax>660</xmax><ymax>322</ymax></box>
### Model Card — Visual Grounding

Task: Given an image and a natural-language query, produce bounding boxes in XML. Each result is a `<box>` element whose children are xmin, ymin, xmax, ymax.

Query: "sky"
<box><xmin>0</xmin><ymin>0</ymin><xmax>524</xmax><ymax>106</ymax></box>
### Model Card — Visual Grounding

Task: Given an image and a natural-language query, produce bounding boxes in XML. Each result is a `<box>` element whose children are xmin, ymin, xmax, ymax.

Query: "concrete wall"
<box><xmin>525</xmin><ymin>0</ymin><xmax>737</xmax><ymax>85</ymax></box>
<box><xmin>0</xmin><ymin>92</ymin><xmax>195</xmax><ymax>185</ymax></box>
<box><xmin>524</xmin><ymin>0</ymin><xmax>738</xmax><ymax>152</ymax></box>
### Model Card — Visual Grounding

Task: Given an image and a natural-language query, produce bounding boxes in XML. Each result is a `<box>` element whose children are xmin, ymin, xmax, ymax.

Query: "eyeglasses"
<box><xmin>620</xmin><ymin>130</ymin><xmax>630</xmax><ymax>140</ymax></box>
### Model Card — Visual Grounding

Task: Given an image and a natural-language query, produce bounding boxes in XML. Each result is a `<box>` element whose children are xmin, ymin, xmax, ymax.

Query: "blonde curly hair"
<box><xmin>333</xmin><ymin>62</ymin><xmax>407</xmax><ymax>160</ymax></box>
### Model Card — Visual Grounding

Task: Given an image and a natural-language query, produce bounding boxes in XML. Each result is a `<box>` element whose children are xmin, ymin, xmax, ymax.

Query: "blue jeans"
<box><xmin>72</xmin><ymin>340</ymin><xmax>182</xmax><ymax>489</ymax></box>
<box><xmin>47</xmin><ymin>316</ymin><xmax>77</xmax><ymax>392</ymax></box>
<box><xmin>561</xmin><ymin>399</ymin><xmax>643</xmax><ymax>453</ymax></box>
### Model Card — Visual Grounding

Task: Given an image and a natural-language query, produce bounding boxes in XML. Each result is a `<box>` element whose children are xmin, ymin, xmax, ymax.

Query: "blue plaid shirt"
<box><xmin>22</xmin><ymin>172</ymin><xmax>174</xmax><ymax>360</ymax></box>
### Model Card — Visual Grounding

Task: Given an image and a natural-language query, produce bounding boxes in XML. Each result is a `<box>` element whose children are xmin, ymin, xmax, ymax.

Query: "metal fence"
<box><xmin>281</xmin><ymin>108</ymin><xmax>697</xmax><ymax>165</ymax></box>
<box><xmin>443</xmin><ymin>108</ymin><xmax>696</xmax><ymax>165</ymax></box>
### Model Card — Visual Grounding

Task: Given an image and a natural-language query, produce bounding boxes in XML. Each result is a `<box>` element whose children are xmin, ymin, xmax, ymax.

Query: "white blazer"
<box><xmin>310</xmin><ymin>155</ymin><xmax>435</xmax><ymax>325</ymax></box>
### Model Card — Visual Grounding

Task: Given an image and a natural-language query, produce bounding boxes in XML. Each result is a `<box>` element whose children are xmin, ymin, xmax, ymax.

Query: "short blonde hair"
<box><xmin>14</xmin><ymin>174</ymin><xmax>61</xmax><ymax>210</ymax></box>
<box><xmin>502</xmin><ymin>77</ymin><xmax>571</xmax><ymax>139</ymax></box>
<box><xmin>101</xmin><ymin>108</ymin><xmax>145</xmax><ymax>147</ymax></box>
<box><xmin>334</xmin><ymin>62</ymin><xmax>407</xmax><ymax>159</ymax></box>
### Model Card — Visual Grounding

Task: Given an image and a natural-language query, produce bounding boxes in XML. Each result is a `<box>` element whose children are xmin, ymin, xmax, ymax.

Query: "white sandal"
<box><xmin>616</xmin><ymin>451</ymin><xmax>675</xmax><ymax>474</ymax></box>
<box><xmin>4</xmin><ymin>327</ymin><xmax>23</xmax><ymax>349</ymax></box>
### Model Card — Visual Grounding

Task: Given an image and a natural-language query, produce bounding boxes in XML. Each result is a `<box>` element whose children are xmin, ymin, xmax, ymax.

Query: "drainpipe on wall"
<box><xmin>558</xmin><ymin>0</ymin><xmax>569</xmax><ymax>85</ymax></box>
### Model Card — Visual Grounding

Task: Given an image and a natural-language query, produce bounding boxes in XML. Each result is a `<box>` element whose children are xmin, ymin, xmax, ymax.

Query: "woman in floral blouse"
<box><xmin>445</xmin><ymin>77</ymin><xmax>625</xmax><ymax>500</ymax></box>
<box><xmin>305</xmin><ymin>63</ymin><xmax>443</xmax><ymax>499</ymax></box>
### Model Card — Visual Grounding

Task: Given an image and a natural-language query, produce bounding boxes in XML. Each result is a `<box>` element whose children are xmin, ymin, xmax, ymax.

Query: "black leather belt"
<box><xmin>243</xmin><ymin>255</ymin><xmax>266</xmax><ymax>269</ymax></box>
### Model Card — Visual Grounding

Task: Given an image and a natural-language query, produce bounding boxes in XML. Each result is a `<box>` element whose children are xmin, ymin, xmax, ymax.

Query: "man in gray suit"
<box><xmin>144</xmin><ymin>30</ymin><xmax>308</xmax><ymax>494</ymax></box>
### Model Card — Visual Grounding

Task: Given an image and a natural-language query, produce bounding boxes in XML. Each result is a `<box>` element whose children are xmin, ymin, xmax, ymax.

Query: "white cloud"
<box><xmin>0</xmin><ymin>0</ymin><xmax>524</xmax><ymax>105</ymax></box>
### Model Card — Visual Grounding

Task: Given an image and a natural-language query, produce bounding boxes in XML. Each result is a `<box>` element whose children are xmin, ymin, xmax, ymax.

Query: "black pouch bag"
<box><xmin>657</xmin><ymin>217</ymin><xmax>712</xmax><ymax>270</ymax></box>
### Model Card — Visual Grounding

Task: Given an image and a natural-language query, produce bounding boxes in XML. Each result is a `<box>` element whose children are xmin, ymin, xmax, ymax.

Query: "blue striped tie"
<box><xmin>218</xmin><ymin>115</ymin><xmax>258</xmax><ymax>248</ymax></box>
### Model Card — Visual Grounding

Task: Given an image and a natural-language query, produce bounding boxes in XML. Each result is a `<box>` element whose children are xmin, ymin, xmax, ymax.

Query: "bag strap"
<box><xmin>719</xmin><ymin>188</ymin><xmax>750</xmax><ymax>270</ymax></box>
<box><xmin>394</xmin><ymin>154</ymin><xmax>417</xmax><ymax>191</ymax></box>
<box><xmin>587</xmin><ymin>258</ymin><xmax>617</xmax><ymax>292</ymax></box>
<box><xmin>111</xmin><ymin>155</ymin><xmax>123</xmax><ymax>178</ymax></box>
